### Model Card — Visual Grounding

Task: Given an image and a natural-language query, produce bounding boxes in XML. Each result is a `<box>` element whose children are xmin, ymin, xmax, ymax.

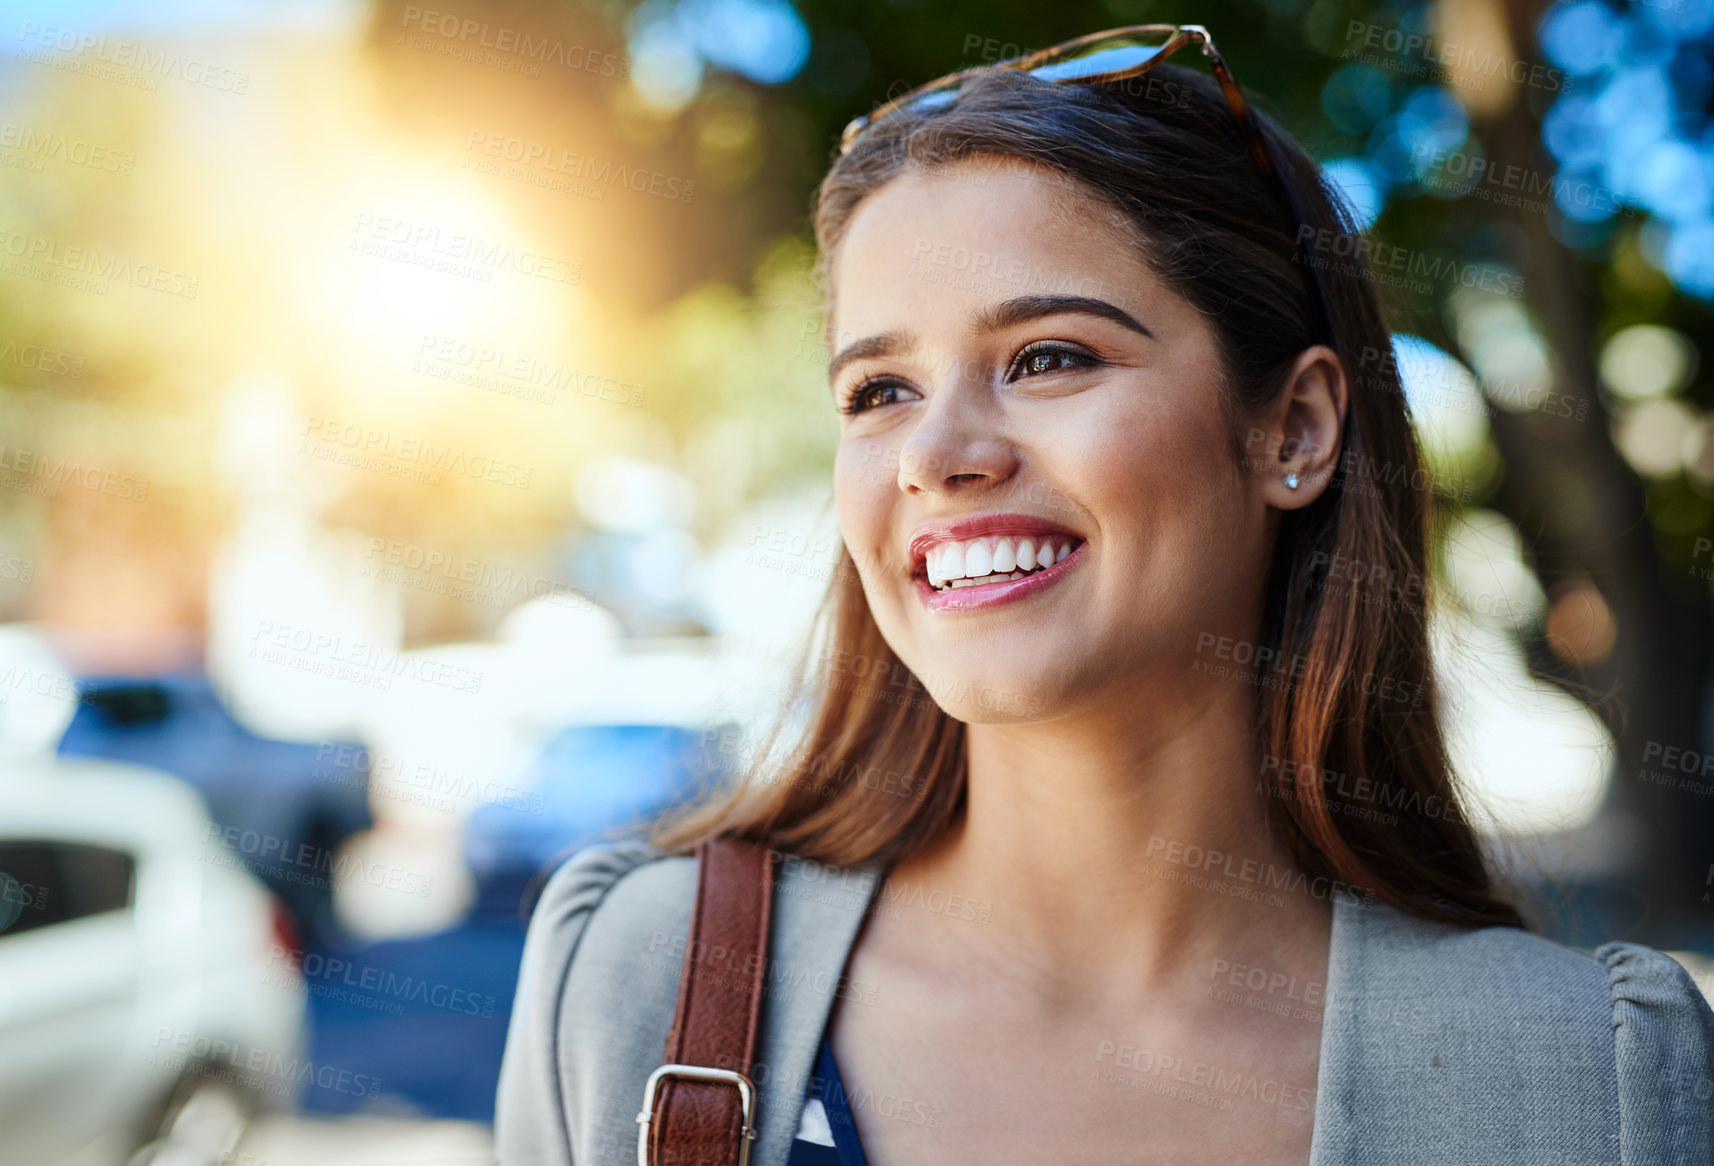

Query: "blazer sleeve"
<box><xmin>1598</xmin><ymin>941</ymin><xmax>1714</xmax><ymax>1164</ymax></box>
<box><xmin>494</xmin><ymin>840</ymin><xmax>663</xmax><ymax>1166</ymax></box>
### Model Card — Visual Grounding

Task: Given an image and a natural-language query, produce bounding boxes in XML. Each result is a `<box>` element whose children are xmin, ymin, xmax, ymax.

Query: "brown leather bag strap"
<box><xmin>639</xmin><ymin>836</ymin><xmax>774</xmax><ymax>1166</ymax></box>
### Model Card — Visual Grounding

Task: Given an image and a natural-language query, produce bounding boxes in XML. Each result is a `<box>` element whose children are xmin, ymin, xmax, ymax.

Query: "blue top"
<box><xmin>786</xmin><ymin>1035</ymin><xmax>870</xmax><ymax>1166</ymax></box>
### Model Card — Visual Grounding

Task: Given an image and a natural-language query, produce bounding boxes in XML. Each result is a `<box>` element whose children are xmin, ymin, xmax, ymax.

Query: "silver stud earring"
<box><xmin>1284</xmin><ymin>472</ymin><xmax>1300</xmax><ymax>490</ymax></box>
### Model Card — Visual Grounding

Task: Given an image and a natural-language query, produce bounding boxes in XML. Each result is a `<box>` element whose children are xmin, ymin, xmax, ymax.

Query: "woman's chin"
<box><xmin>914</xmin><ymin>666</ymin><xmax>1069</xmax><ymax>725</ymax></box>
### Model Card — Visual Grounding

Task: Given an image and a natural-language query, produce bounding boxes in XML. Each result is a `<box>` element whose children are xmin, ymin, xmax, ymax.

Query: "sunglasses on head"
<box><xmin>839</xmin><ymin>25</ymin><xmax>1339</xmax><ymax>349</ymax></box>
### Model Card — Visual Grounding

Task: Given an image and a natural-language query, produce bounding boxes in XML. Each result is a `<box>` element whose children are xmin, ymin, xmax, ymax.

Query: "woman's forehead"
<box><xmin>827</xmin><ymin>161</ymin><xmax>1161</xmax><ymax>343</ymax></box>
<box><xmin>838</xmin><ymin>156</ymin><xmax>1123</xmax><ymax>250</ymax></box>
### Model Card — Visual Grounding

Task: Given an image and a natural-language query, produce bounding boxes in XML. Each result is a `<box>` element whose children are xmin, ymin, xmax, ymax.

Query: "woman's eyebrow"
<box><xmin>826</xmin><ymin>295</ymin><xmax>1152</xmax><ymax>385</ymax></box>
<box><xmin>969</xmin><ymin>294</ymin><xmax>1154</xmax><ymax>339</ymax></box>
<box><xmin>828</xmin><ymin>329</ymin><xmax>909</xmax><ymax>384</ymax></box>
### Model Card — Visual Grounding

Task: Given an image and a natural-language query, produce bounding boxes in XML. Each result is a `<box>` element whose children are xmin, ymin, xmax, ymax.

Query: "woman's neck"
<box><xmin>888</xmin><ymin>679</ymin><xmax>1330</xmax><ymax>1002</ymax></box>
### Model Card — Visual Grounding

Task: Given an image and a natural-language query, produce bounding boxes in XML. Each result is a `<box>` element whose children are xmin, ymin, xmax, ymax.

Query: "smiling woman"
<box><xmin>495</xmin><ymin>31</ymin><xmax>1714</xmax><ymax>1166</ymax></box>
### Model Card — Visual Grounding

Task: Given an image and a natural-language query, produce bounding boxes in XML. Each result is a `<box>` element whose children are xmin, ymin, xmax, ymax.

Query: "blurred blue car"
<box><xmin>302</xmin><ymin>722</ymin><xmax>726</xmax><ymax>1121</ymax></box>
<box><xmin>463</xmin><ymin>722</ymin><xmax>728</xmax><ymax>920</ymax></box>
<box><xmin>56</xmin><ymin>673</ymin><xmax>372</xmax><ymax>945</ymax></box>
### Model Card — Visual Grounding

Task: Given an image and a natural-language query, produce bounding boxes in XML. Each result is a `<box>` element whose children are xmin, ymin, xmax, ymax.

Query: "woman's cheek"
<box><xmin>1086</xmin><ymin>391</ymin><xmax>1219</xmax><ymax>495</ymax></box>
<box><xmin>834</xmin><ymin>443</ymin><xmax>891</xmax><ymax>563</ymax></box>
<box><xmin>1057</xmin><ymin>411</ymin><xmax>1165</xmax><ymax>512</ymax></box>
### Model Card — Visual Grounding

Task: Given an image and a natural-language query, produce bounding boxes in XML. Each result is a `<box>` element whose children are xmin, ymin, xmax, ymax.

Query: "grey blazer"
<box><xmin>494</xmin><ymin>841</ymin><xmax>1714</xmax><ymax>1165</ymax></box>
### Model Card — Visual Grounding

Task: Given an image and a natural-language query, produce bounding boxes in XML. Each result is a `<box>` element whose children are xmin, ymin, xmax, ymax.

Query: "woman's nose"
<box><xmin>894</xmin><ymin>384</ymin><xmax>1019</xmax><ymax>497</ymax></box>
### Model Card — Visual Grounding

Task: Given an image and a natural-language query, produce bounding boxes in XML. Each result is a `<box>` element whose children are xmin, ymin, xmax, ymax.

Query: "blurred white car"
<box><xmin>0</xmin><ymin>758</ymin><xmax>306</xmax><ymax>1166</ymax></box>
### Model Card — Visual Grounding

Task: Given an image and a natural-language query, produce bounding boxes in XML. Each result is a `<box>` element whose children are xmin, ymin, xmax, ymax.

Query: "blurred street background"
<box><xmin>1</xmin><ymin>0</ymin><xmax>1713</xmax><ymax>1162</ymax></box>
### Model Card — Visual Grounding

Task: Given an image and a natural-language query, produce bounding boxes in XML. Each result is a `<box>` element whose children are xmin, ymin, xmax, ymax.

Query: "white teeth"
<box><xmin>964</xmin><ymin>540</ymin><xmax>992</xmax><ymax>578</ymax></box>
<box><xmin>941</xmin><ymin>542</ymin><xmax>967</xmax><ymax>581</ymax></box>
<box><xmin>951</xmin><ymin>570</ymin><xmax>1024</xmax><ymax>588</ymax></box>
<box><xmin>924</xmin><ymin>534</ymin><xmax>1081</xmax><ymax>591</ymax></box>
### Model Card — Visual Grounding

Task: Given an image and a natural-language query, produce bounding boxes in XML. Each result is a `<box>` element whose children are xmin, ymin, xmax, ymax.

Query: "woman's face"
<box><xmin>829</xmin><ymin>156</ymin><xmax>1287</xmax><ymax>726</ymax></box>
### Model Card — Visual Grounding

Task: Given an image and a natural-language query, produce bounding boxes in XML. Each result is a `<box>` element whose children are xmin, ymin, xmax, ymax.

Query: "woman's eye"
<box><xmin>1012</xmin><ymin>344</ymin><xmax>1096</xmax><ymax>379</ymax></box>
<box><xmin>841</xmin><ymin>380</ymin><xmax>911</xmax><ymax>414</ymax></box>
<box><xmin>841</xmin><ymin>347</ymin><xmax>1092</xmax><ymax>413</ymax></box>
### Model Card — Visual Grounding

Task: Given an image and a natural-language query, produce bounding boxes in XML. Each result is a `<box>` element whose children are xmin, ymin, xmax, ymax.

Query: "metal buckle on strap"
<box><xmin>635</xmin><ymin>1064</ymin><xmax>759</xmax><ymax>1166</ymax></box>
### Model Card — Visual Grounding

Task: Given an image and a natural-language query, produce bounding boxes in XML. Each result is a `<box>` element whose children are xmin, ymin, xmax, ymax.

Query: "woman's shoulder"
<box><xmin>1350</xmin><ymin>894</ymin><xmax>1708</xmax><ymax>1020</ymax></box>
<box><xmin>1359</xmin><ymin>898</ymin><xmax>1711</xmax><ymax>1021</ymax></box>
<box><xmin>505</xmin><ymin>839</ymin><xmax>703</xmax><ymax>1004</ymax></box>
<box><xmin>1594</xmin><ymin>939</ymin><xmax>1714</xmax><ymax>1146</ymax></box>
<box><xmin>495</xmin><ymin>840</ymin><xmax>698</xmax><ymax>1166</ymax></box>
<box><xmin>496</xmin><ymin>840</ymin><xmax>882</xmax><ymax>1166</ymax></box>
<box><xmin>1596</xmin><ymin>936</ymin><xmax>1713</xmax><ymax>1025</ymax></box>
<box><xmin>524</xmin><ymin>838</ymin><xmax>697</xmax><ymax>954</ymax></box>
<box><xmin>1455</xmin><ymin>921</ymin><xmax>1714</xmax><ymax>1071</ymax></box>
<box><xmin>1339</xmin><ymin>897</ymin><xmax>1714</xmax><ymax>1152</ymax></box>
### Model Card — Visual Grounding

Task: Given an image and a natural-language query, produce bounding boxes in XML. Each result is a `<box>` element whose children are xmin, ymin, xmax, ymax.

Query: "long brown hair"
<box><xmin>655</xmin><ymin>63</ymin><xmax>1523</xmax><ymax>931</ymax></box>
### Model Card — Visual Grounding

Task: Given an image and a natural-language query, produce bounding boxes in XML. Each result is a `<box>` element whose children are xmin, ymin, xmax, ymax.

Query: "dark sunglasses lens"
<box><xmin>1028</xmin><ymin>41</ymin><xmax>1165</xmax><ymax>83</ymax></box>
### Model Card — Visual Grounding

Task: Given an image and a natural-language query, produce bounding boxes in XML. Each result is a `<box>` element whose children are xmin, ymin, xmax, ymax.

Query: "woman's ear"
<box><xmin>1254</xmin><ymin>345</ymin><xmax>1349</xmax><ymax>511</ymax></box>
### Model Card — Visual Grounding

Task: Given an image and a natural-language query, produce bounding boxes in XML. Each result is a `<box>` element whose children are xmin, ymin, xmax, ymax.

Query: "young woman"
<box><xmin>496</xmin><ymin>27</ymin><xmax>1714</xmax><ymax>1165</ymax></box>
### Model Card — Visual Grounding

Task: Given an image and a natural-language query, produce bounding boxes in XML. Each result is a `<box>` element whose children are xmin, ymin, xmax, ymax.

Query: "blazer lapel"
<box><xmin>753</xmin><ymin>855</ymin><xmax>884</xmax><ymax>1166</ymax></box>
<box><xmin>1305</xmin><ymin>889</ymin><xmax>1362</xmax><ymax>1166</ymax></box>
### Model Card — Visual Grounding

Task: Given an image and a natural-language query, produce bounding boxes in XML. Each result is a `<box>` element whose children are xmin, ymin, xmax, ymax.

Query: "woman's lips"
<box><xmin>916</xmin><ymin>540</ymin><xmax>1087</xmax><ymax>612</ymax></box>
